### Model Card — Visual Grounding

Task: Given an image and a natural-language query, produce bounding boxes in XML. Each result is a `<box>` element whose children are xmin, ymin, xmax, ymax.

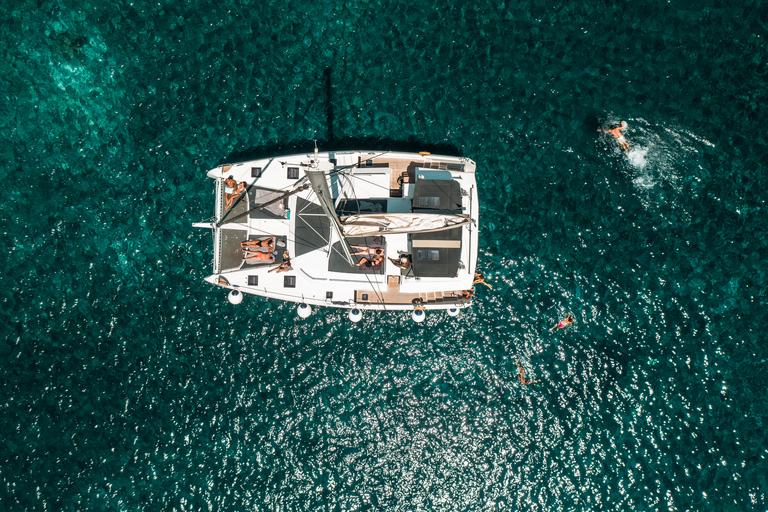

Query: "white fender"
<box><xmin>297</xmin><ymin>303</ymin><xmax>312</xmax><ymax>319</ymax></box>
<box><xmin>348</xmin><ymin>308</ymin><xmax>363</xmax><ymax>323</ymax></box>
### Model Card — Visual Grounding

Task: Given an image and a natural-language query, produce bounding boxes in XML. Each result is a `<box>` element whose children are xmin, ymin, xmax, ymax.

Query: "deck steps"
<box><xmin>416</xmin><ymin>291</ymin><xmax>450</xmax><ymax>304</ymax></box>
<box><xmin>356</xmin><ymin>281</ymin><xmax>466</xmax><ymax>306</ymax></box>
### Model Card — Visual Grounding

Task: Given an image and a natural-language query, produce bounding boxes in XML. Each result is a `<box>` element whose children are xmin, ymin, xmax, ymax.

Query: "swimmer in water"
<box><xmin>550</xmin><ymin>314</ymin><xmax>574</xmax><ymax>332</ymax></box>
<box><xmin>598</xmin><ymin>121</ymin><xmax>630</xmax><ymax>150</ymax></box>
<box><xmin>516</xmin><ymin>361</ymin><xmax>540</xmax><ymax>385</ymax></box>
<box><xmin>472</xmin><ymin>272</ymin><xmax>493</xmax><ymax>289</ymax></box>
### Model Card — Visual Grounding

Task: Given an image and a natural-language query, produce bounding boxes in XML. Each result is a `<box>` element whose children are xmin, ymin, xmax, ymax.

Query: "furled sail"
<box><xmin>340</xmin><ymin>213</ymin><xmax>470</xmax><ymax>237</ymax></box>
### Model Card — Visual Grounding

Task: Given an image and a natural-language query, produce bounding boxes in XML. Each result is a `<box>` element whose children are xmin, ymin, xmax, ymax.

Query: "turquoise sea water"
<box><xmin>2</xmin><ymin>0</ymin><xmax>767</xmax><ymax>510</ymax></box>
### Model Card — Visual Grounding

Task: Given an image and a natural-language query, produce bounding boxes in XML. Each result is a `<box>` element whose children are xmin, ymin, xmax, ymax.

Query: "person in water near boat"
<box><xmin>550</xmin><ymin>314</ymin><xmax>574</xmax><ymax>332</ymax></box>
<box><xmin>462</xmin><ymin>288</ymin><xmax>474</xmax><ymax>300</ymax></box>
<box><xmin>224</xmin><ymin>176</ymin><xmax>247</xmax><ymax>209</ymax></box>
<box><xmin>473</xmin><ymin>272</ymin><xmax>493</xmax><ymax>289</ymax></box>
<box><xmin>349</xmin><ymin>245</ymin><xmax>385</xmax><ymax>257</ymax></box>
<box><xmin>598</xmin><ymin>121</ymin><xmax>630</xmax><ymax>150</ymax></box>
<box><xmin>516</xmin><ymin>361</ymin><xmax>540</xmax><ymax>385</ymax></box>
<box><xmin>356</xmin><ymin>254</ymin><xmax>384</xmax><ymax>268</ymax></box>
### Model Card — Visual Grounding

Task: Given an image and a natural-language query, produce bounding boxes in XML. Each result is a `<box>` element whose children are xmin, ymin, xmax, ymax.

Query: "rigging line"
<box><xmin>217</xmin><ymin>163</ymin><xmax>311</xmax><ymax>224</ymax></box>
<box><xmin>221</xmin><ymin>223</ymin><xmax>387</xmax><ymax>307</ymax></box>
<box><xmin>315</xmin><ymin>162</ymin><xmax>387</xmax><ymax>305</ymax></box>
<box><xmin>426</xmin><ymin>179</ymin><xmax>463</xmax><ymax>210</ymax></box>
<box><xmin>227</xmin><ymin>214</ymin><xmax>334</xmax><ymax>256</ymax></box>
<box><xmin>468</xmin><ymin>185</ymin><xmax>473</xmax><ymax>275</ymax></box>
<box><xmin>221</xmin><ymin>189</ymin><xmax>331</xmax><ymax>253</ymax></box>
<box><xmin>210</xmin><ymin>225</ymin><xmax>216</xmax><ymax>269</ymax></box>
<box><xmin>218</xmin><ymin>183</ymin><xmax>310</xmax><ymax>226</ymax></box>
<box><xmin>361</xmin><ymin>267</ymin><xmax>386</xmax><ymax>311</ymax></box>
<box><xmin>220</xmin><ymin>223</ymin><xmax>335</xmax><ymax>262</ymax></box>
<box><xmin>339</xmin><ymin>171</ymin><xmax>362</xmax><ymax>215</ymax></box>
<box><xmin>351</xmin><ymin>234</ymin><xmax>387</xmax><ymax>309</ymax></box>
<box><xmin>218</xmin><ymin>150</ymin><xmax>392</xmax><ymax>221</ymax></box>
<box><xmin>324</xmin><ymin>150</ymin><xmax>393</xmax><ymax>178</ymax></box>
<box><xmin>353</xmin><ymin>255</ymin><xmax>387</xmax><ymax>309</ymax></box>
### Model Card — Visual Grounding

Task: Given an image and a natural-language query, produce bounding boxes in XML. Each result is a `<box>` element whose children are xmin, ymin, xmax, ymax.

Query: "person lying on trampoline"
<box><xmin>243</xmin><ymin>249</ymin><xmax>276</xmax><ymax>262</ymax></box>
<box><xmin>355</xmin><ymin>254</ymin><xmax>384</xmax><ymax>268</ymax></box>
<box><xmin>349</xmin><ymin>245</ymin><xmax>385</xmax><ymax>257</ymax></box>
<box><xmin>241</xmin><ymin>238</ymin><xmax>274</xmax><ymax>250</ymax></box>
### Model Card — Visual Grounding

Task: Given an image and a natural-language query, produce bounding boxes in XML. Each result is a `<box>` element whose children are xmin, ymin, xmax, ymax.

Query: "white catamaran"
<box><xmin>194</xmin><ymin>147</ymin><xmax>480</xmax><ymax>321</ymax></box>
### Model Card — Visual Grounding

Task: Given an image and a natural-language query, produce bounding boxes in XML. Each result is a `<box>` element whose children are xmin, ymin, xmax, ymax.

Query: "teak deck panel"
<box><xmin>355</xmin><ymin>277</ymin><xmax>466</xmax><ymax>306</ymax></box>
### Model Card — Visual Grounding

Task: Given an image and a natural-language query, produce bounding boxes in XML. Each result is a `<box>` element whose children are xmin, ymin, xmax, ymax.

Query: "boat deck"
<box><xmin>200</xmin><ymin>150</ymin><xmax>478</xmax><ymax>310</ymax></box>
<box><xmin>354</xmin><ymin>276</ymin><xmax>468</xmax><ymax>306</ymax></box>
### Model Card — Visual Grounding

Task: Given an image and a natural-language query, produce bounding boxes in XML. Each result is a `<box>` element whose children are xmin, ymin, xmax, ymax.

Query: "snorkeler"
<box><xmin>516</xmin><ymin>361</ymin><xmax>540</xmax><ymax>385</ymax></box>
<box><xmin>598</xmin><ymin>121</ymin><xmax>630</xmax><ymax>150</ymax></box>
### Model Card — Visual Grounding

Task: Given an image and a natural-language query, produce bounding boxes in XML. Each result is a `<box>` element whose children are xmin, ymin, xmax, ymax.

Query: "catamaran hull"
<box><xmin>195</xmin><ymin>149</ymin><xmax>480</xmax><ymax>312</ymax></box>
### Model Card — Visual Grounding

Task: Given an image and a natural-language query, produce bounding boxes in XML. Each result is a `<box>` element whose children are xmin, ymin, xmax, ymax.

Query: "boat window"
<box><xmin>417</xmin><ymin>196</ymin><xmax>441</xmax><ymax>208</ymax></box>
<box><xmin>326</xmin><ymin>291</ymin><xmax>333</xmax><ymax>299</ymax></box>
<box><xmin>251</xmin><ymin>167</ymin><xmax>262</xmax><ymax>178</ymax></box>
<box><xmin>417</xmin><ymin>250</ymin><xmax>440</xmax><ymax>261</ymax></box>
<box><xmin>248</xmin><ymin>275</ymin><xmax>258</xmax><ymax>286</ymax></box>
<box><xmin>287</xmin><ymin>167</ymin><xmax>299</xmax><ymax>179</ymax></box>
<box><xmin>284</xmin><ymin>276</ymin><xmax>296</xmax><ymax>288</ymax></box>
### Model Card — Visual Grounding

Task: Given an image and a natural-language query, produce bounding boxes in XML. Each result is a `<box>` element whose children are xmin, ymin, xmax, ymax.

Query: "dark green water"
<box><xmin>2</xmin><ymin>0</ymin><xmax>767</xmax><ymax>510</ymax></box>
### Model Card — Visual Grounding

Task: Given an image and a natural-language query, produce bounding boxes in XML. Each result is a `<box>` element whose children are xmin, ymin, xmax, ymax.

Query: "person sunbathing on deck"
<box><xmin>268</xmin><ymin>252</ymin><xmax>292</xmax><ymax>273</ymax></box>
<box><xmin>355</xmin><ymin>254</ymin><xmax>384</xmax><ymax>268</ymax></box>
<box><xmin>224</xmin><ymin>176</ymin><xmax>247</xmax><ymax>209</ymax></box>
<box><xmin>243</xmin><ymin>250</ymin><xmax>276</xmax><ymax>262</ymax></box>
<box><xmin>241</xmin><ymin>238</ymin><xmax>274</xmax><ymax>250</ymax></box>
<box><xmin>349</xmin><ymin>245</ymin><xmax>384</xmax><ymax>257</ymax></box>
<box><xmin>388</xmin><ymin>254</ymin><xmax>411</xmax><ymax>269</ymax></box>
<box><xmin>269</xmin><ymin>260</ymin><xmax>292</xmax><ymax>273</ymax></box>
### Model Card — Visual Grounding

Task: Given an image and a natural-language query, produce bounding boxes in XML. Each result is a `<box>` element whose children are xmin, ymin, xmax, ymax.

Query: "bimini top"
<box><xmin>410</xmin><ymin>226</ymin><xmax>463</xmax><ymax>278</ymax></box>
<box><xmin>411</xmin><ymin>180</ymin><xmax>463</xmax><ymax>213</ymax></box>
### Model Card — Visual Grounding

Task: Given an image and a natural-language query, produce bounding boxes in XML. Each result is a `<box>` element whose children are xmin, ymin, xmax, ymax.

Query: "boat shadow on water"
<box><xmin>222</xmin><ymin>66</ymin><xmax>462</xmax><ymax>165</ymax></box>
